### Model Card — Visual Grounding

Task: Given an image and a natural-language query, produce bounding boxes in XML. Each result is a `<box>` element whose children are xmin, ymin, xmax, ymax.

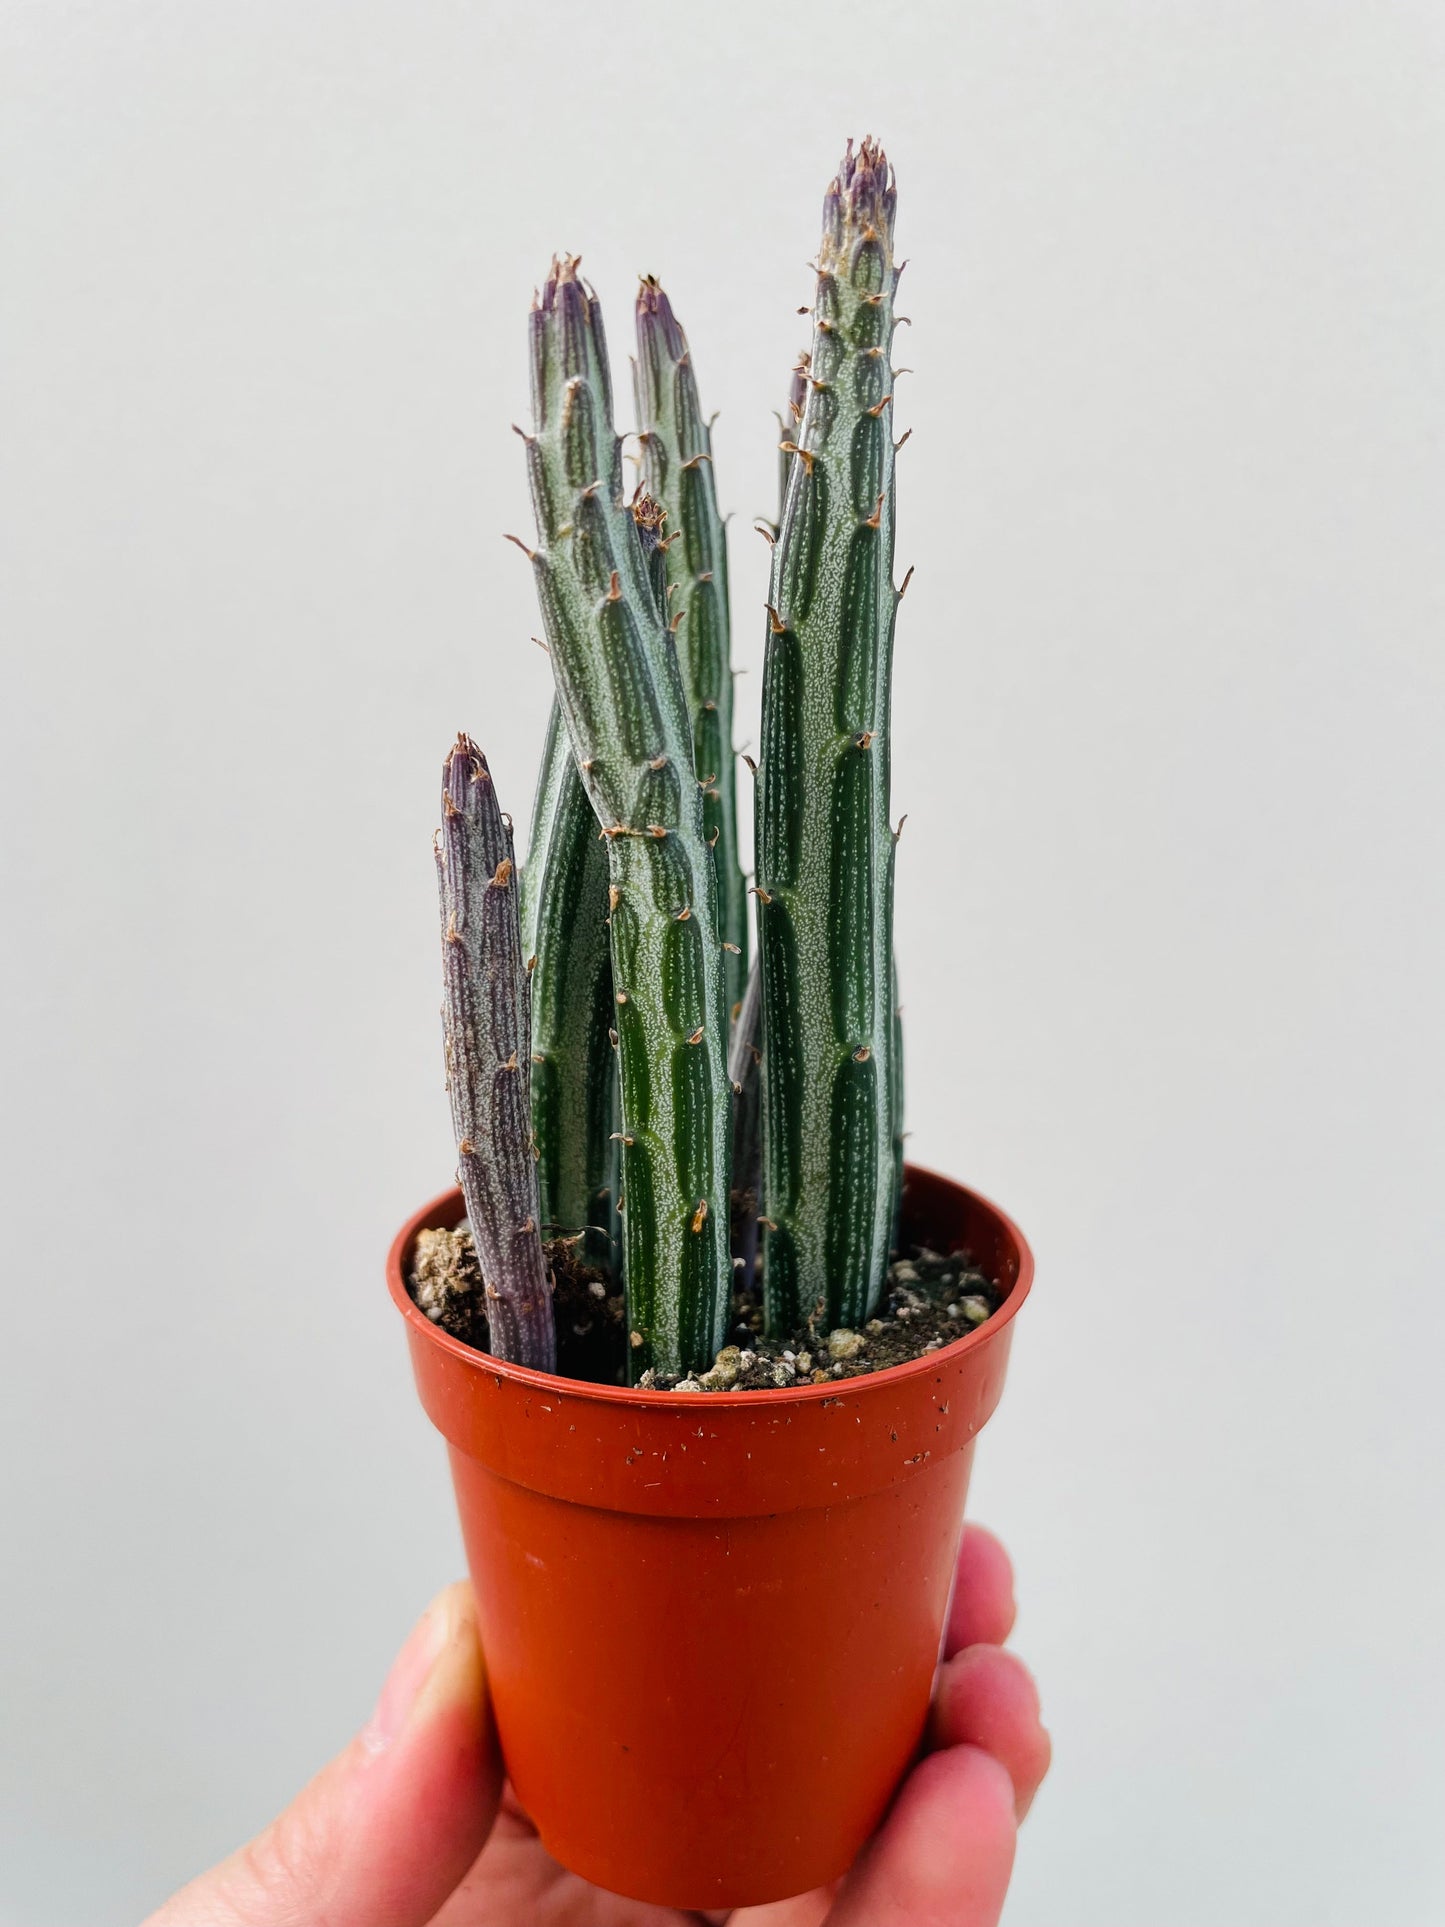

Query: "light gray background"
<box><xmin>3</xmin><ymin>3</ymin><xmax>1442</xmax><ymax>1923</ymax></box>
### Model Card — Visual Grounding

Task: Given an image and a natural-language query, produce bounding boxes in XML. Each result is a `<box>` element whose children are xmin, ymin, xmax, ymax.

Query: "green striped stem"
<box><xmin>777</xmin><ymin>351</ymin><xmax>810</xmax><ymax>530</ymax></box>
<box><xmin>633</xmin><ymin>279</ymin><xmax>749</xmax><ymax>1017</ymax></box>
<box><xmin>520</xmin><ymin>257</ymin><xmax>732</xmax><ymax>1380</ymax></box>
<box><xmin>755</xmin><ymin>140</ymin><xmax>905</xmax><ymax>1334</ymax></box>
<box><xmin>728</xmin><ymin>956</ymin><xmax>764</xmax><ymax>1296</ymax></box>
<box><xmin>520</xmin><ymin>702</ymin><xmax>618</xmax><ymax>1267</ymax></box>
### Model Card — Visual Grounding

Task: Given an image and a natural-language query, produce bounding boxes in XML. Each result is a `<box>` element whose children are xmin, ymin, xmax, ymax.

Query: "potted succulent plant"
<box><xmin>386</xmin><ymin>138</ymin><xmax>1034</xmax><ymax>1910</ymax></box>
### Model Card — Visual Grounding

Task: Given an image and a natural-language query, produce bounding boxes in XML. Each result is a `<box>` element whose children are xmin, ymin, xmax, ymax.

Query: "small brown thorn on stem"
<box><xmin>646</xmin><ymin>824</ymin><xmax>667</xmax><ymax>839</ymax></box>
<box><xmin>685</xmin><ymin>1027</ymin><xmax>705</xmax><ymax>1045</ymax></box>
<box><xmin>855</xmin><ymin>731</ymin><xmax>875</xmax><ymax>750</ymax></box>
<box><xmin>898</xmin><ymin>565</ymin><xmax>915</xmax><ymax>597</ymax></box>
<box><xmin>648</xmin><ymin>753</ymin><xmax>668</xmax><ymax>771</ymax></box>
<box><xmin>865</xmin><ymin>493</ymin><xmax>885</xmax><ymax>530</ymax></box>
<box><xmin>866</xmin><ymin>393</ymin><xmax>893</xmax><ymax>419</ymax></box>
<box><xmin>608</xmin><ymin>1027</ymin><xmax>619</xmax><ymax>1048</ymax></box>
<box><xmin>707</xmin><ymin>826</ymin><xmax>720</xmax><ymax>849</ymax></box>
<box><xmin>766</xmin><ymin>605</ymin><xmax>787</xmax><ymax>635</ymax></box>
<box><xmin>610</xmin><ymin>1132</ymin><xmax>636</xmax><ymax>1146</ymax></box>
<box><xmin>751</xmin><ymin>885</ymin><xmax>773</xmax><ymax>905</ymax></box>
<box><xmin>690</xmin><ymin>1198</ymin><xmax>709</xmax><ymax>1233</ymax></box>
<box><xmin>754</xmin><ymin>521</ymin><xmax>777</xmax><ymax>546</ymax></box>
<box><xmin>668</xmin><ymin>609</ymin><xmax>686</xmax><ymax>634</ymax></box>
<box><xmin>510</xmin><ymin>422</ymin><xmax>536</xmax><ymax>444</ymax></box>
<box><xmin>458</xmin><ymin>1137</ymin><xmax>475</xmax><ymax>1156</ymax></box>
<box><xmin>503</xmin><ymin>533</ymin><xmax>537</xmax><ymax>559</ymax></box>
<box><xmin>721</xmin><ymin>940</ymin><xmax>741</xmax><ymax>954</ymax></box>
<box><xmin>741</xmin><ymin>753</ymin><xmax>758</xmax><ymax>776</ymax></box>
<box><xmin>893</xmin><ymin>812</ymin><xmax>909</xmax><ymax>840</ymax></box>
<box><xmin>615</xmin><ymin>990</ymin><xmax>629</xmax><ymax>1005</ymax></box>
<box><xmin>608</xmin><ymin>884</ymin><xmax>621</xmax><ymax>911</ymax></box>
<box><xmin>605</xmin><ymin>570</ymin><xmax>622</xmax><ymax>602</ymax></box>
<box><xmin>895</xmin><ymin>428</ymin><xmax>913</xmax><ymax>452</ymax></box>
<box><xmin>675</xmin><ymin>905</ymin><xmax>692</xmax><ymax>921</ymax></box>
<box><xmin>531</xmin><ymin>635</ymin><xmax>550</xmax><ymax>654</ymax></box>
<box><xmin>758</xmin><ymin>1216</ymin><xmax>778</xmax><ymax>1232</ymax></box>
<box><xmin>853</xmin><ymin>1046</ymin><xmax>871</xmax><ymax>1063</ymax></box>
<box><xmin>491</xmin><ymin>857</ymin><xmax>514</xmax><ymax>889</ymax></box>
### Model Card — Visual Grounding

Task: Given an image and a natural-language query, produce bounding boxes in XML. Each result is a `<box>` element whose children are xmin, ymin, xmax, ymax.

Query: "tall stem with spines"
<box><xmin>437</xmin><ymin>734</ymin><xmax>555</xmax><ymax>1370</ymax></box>
<box><xmin>755</xmin><ymin>140</ymin><xmax>904</xmax><ymax>1334</ymax></box>
<box><xmin>728</xmin><ymin>958</ymin><xmax>764</xmax><ymax>1296</ymax></box>
<box><xmin>520</xmin><ymin>257</ymin><xmax>732</xmax><ymax>1381</ymax></box>
<box><xmin>776</xmin><ymin>352</ymin><xmax>810</xmax><ymax>530</ymax></box>
<box><xmin>633</xmin><ymin>280</ymin><xmax>748</xmax><ymax>1017</ymax></box>
<box><xmin>520</xmin><ymin>703</ymin><xmax>618</xmax><ymax>1265</ymax></box>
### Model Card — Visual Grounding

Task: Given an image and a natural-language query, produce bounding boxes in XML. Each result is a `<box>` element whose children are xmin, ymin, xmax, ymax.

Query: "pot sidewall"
<box><xmin>387</xmin><ymin>1165</ymin><xmax>1032</xmax><ymax>1908</ymax></box>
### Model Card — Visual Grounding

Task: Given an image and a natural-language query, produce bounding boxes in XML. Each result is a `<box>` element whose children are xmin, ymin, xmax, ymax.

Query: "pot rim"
<box><xmin>387</xmin><ymin>1161</ymin><xmax>1033</xmax><ymax>1412</ymax></box>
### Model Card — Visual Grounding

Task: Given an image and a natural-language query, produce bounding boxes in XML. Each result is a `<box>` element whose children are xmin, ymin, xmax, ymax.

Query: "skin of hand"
<box><xmin>145</xmin><ymin>1525</ymin><xmax>1049</xmax><ymax>1927</ymax></box>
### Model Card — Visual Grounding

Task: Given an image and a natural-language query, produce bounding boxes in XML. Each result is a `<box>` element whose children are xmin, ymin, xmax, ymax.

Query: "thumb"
<box><xmin>147</xmin><ymin>1581</ymin><xmax>502</xmax><ymax>1927</ymax></box>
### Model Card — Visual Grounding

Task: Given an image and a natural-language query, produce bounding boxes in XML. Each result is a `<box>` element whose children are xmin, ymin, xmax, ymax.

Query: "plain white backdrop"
<box><xmin>3</xmin><ymin>3</ymin><xmax>1443</xmax><ymax>1922</ymax></box>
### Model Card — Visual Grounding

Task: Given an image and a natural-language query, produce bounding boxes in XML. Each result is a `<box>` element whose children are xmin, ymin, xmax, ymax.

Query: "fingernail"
<box><xmin>363</xmin><ymin>1582</ymin><xmax>479</xmax><ymax>1754</ymax></box>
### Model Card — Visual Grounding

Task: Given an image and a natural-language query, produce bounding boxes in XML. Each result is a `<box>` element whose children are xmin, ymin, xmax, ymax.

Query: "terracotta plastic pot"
<box><xmin>386</xmin><ymin>1162</ymin><xmax>1032</xmax><ymax>1910</ymax></box>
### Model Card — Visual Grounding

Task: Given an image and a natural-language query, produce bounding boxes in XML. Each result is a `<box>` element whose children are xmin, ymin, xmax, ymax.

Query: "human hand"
<box><xmin>146</xmin><ymin>1524</ymin><xmax>1049</xmax><ymax>1927</ymax></box>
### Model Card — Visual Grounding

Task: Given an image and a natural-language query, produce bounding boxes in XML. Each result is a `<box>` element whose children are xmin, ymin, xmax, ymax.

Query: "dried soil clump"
<box><xmin>409</xmin><ymin>1224</ymin><xmax>626</xmax><ymax>1382</ymax></box>
<box><xmin>409</xmin><ymin>1223</ymin><xmax>1003</xmax><ymax>1391</ymax></box>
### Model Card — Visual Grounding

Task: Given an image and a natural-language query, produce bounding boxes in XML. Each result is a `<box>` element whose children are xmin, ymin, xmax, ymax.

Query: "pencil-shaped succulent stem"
<box><xmin>728</xmin><ymin>956</ymin><xmax>764</xmax><ymax>1296</ymax></box>
<box><xmin>890</xmin><ymin>956</ymin><xmax>905</xmax><ymax>1247</ymax></box>
<box><xmin>521</xmin><ymin>703</ymin><xmax>618</xmax><ymax>1267</ymax></box>
<box><xmin>756</xmin><ymin>139</ymin><xmax>904</xmax><ymax>1334</ymax></box>
<box><xmin>437</xmin><ymin>734</ymin><xmax>555</xmax><ymax>1370</ymax></box>
<box><xmin>776</xmin><ymin>352</ymin><xmax>810</xmax><ymax>530</ymax></box>
<box><xmin>634</xmin><ymin>278</ymin><xmax>748</xmax><ymax>1016</ymax></box>
<box><xmin>520</xmin><ymin>257</ymin><xmax>732</xmax><ymax>1381</ymax></box>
